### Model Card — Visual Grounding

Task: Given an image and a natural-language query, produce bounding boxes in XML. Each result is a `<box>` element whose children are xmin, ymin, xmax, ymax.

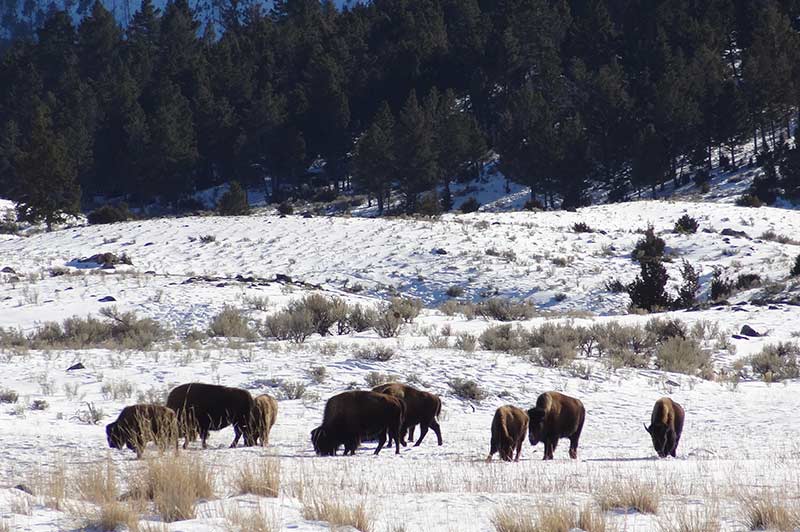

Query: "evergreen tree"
<box><xmin>353</xmin><ymin>101</ymin><xmax>394</xmax><ymax>213</ymax></box>
<box><xmin>12</xmin><ymin>103</ymin><xmax>80</xmax><ymax>229</ymax></box>
<box><xmin>395</xmin><ymin>90</ymin><xmax>437</xmax><ymax>212</ymax></box>
<box><xmin>217</xmin><ymin>180</ymin><xmax>249</xmax><ymax>215</ymax></box>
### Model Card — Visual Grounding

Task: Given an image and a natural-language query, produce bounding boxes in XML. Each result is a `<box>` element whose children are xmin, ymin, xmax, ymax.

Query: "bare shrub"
<box><xmin>455</xmin><ymin>333</ymin><xmax>477</xmax><ymax>352</ymax></box>
<box><xmin>308</xmin><ymin>366</ymin><xmax>327</xmax><ymax>384</ymax></box>
<box><xmin>364</xmin><ymin>371</ymin><xmax>399</xmax><ymax>387</ymax></box>
<box><xmin>301</xmin><ymin>493</ymin><xmax>373</xmax><ymax>532</ymax></box>
<box><xmin>72</xmin><ymin>402</ymin><xmax>104</xmax><ymax>425</ymax></box>
<box><xmin>388</xmin><ymin>297</ymin><xmax>423</xmax><ymax>323</ymax></box>
<box><xmin>740</xmin><ymin>492</ymin><xmax>800</xmax><ymax>531</ymax></box>
<box><xmin>645</xmin><ymin>317</ymin><xmax>687</xmax><ymax>342</ymax></box>
<box><xmin>30</xmin><ymin>399</ymin><xmax>48</xmax><ymax>410</ymax></box>
<box><xmin>749</xmin><ymin>342</ymin><xmax>800</xmax><ymax>382</ymax></box>
<box><xmin>242</xmin><ymin>294</ymin><xmax>270</xmax><ymax>311</ymax></box>
<box><xmin>427</xmin><ymin>332</ymin><xmax>449</xmax><ymax>348</ymax></box>
<box><xmin>232</xmin><ymin>459</ymin><xmax>280</xmax><ymax>497</ymax></box>
<box><xmin>655</xmin><ymin>337</ymin><xmax>711</xmax><ymax>377</ymax></box>
<box><xmin>354</xmin><ymin>344</ymin><xmax>395</xmax><ymax>362</ymax></box>
<box><xmin>438</xmin><ymin>300</ymin><xmax>476</xmax><ymax>318</ymax></box>
<box><xmin>345</xmin><ymin>304</ymin><xmax>377</xmax><ymax>333</ymax></box>
<box><xmin>129</xmin><ymin>455</ymin><xmax>214</xmax><ymax>522</ymax></box>
<box><xmin>596</xmin><ymin>479</ymin><xmax>659</xmax><ymax>514</ymax></box>
<box><xmin>288</xmin><ymin>294</ymin><xmax>346</xmax><ymax>336</ymax></box>
<box><xmin>479</xmin><ymin>324</ymin><xmax>524</xmax><ymax>352</ymax></box>
<box><xmin>446</xmin><ymin>285</ymin><xmax>465</xmax><ymax>297</ymax></box>
<box><xmin>209</xmin><ymin>306</ymin><xmax>257</xmax><ymax>340</ymax></box>
<box><xmin>475</xmin><ymin>298</ymin><xmax>535</xmax><ymax>321</ymax></box>
<box><xmin>263</xmin><ymin>308</ymin><xmax>314</xmax><ymax>343</ymax></box>
<box><xmin>279</xmin><ymin>380</ymin><xmax>307</xmax><ymax>400</ymax></box>
<box><xmin>101</xmin><ymin>379</ymin><xmax>135</xmax><ymax>401</ymax></box>
<box><xmin>532</xmin><ymin>342</ymin><xmax>576</xmax><ymax>368</ymax></box>
<box><xmin>448</xmin><ymin>378</ymin><xmax>487</xmax><ymax>401</ymax></box>
<box><xmin>374</xmin><ymin>308</ymin><xmax>403</xmax><ymax>338</ymax></box>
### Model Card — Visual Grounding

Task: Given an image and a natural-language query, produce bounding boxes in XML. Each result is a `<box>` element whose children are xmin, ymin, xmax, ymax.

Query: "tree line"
<box><xmin>1</xmin><ymin>0</ymin><xmax>800</xmax><ymax>226</ymax></box>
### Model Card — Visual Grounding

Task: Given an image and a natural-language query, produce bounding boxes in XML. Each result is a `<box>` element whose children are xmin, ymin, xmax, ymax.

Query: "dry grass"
<box><xmin>740</xmin><ymin>492</ymin><xmax>800</xmax><ymax>531</ymax></box>
<box><xmin>232</xmin><ymin>459</ymin><xmax>280</xmax><ymax>497</ymax></box>
<box><xmin>74</xmin><ymin>459</ymin><xmax>119</xmax><ymax>504</ymax></box>
<box><xmin>224</xmin><ymin>504</ymin><xmax>279</xmax><ymax>532</ymax></box>
<box><xmin>658</xmin><ymin>504</ymin><xmax>720</xmax><ymax>532</ymax></box>
<box><xmin>29</xmin><ymin>462</ymin><xmax>68</xmax><ymax>510</ymax></box>
<box><xmin>596</xmin><ymin>478</ymin><xmax>659</xmax><ymax>514</ymax></box>
<box><xmin>492</xmin><ymin>504</ymin><xmax>607</xmax><ymax>532</ymax></box>
<box><xmin>78</xmin><ymin>501</ymin><xmax>141</xmax><ymax>532</ymax></box>
<box><xmin>128</xmin><ymin>455</ymin><xmax>215</xmax><ymax>522</ymax></box>
<box><xmin>302</xmin><ymin>492</ymin><xmax>373</xmax><ymax>532</ymax></box>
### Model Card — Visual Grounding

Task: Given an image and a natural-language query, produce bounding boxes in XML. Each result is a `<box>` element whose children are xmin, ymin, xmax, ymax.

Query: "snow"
<box><xmin>1</xmin><ymin>196</ymin><xmax>800</xmax><ymax>531</ymax></box>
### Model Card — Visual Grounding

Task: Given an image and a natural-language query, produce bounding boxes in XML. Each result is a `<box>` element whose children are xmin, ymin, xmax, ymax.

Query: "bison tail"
<box><xmin>435</xmin><ymin>397</ymin><xmax>442</xmax><ymax>419</ymax></box>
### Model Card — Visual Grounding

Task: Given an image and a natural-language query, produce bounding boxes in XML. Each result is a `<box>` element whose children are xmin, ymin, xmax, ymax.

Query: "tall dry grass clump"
<box><xmin>301</xmin><ymin>492</ymin><xmax>373</xmax><ymax>532</ymax></box>
<box><xmin>596</xmin><ymin>478</ymin><xmax>659</xmax><ymax>514</ymax></box>
<box><xmin>28</xmin><ymin>461</ymin><xmax>68</xmax><ymax>510</ymax></box>
<box><xmin>740</xmin><ymin>492</ymin><xmax>800</xmax><ymax>531</ymax></box>
<box><xmin>224</xmin><ymin>505</ymin><xmax>279</xmax><ymax>532</ymax></box>
<box><xmin>232</xmin><ymin>459</ymin><xmax>280</xmax><ymax>497</ymax></box>
<box><xmin>492</xmin><ymin>504</ymin><xmax>607</xmax><ymax>532</ymax></box>
<box><xmin>658</xmin><ymin>504</ymin><xmax>720</xmax><ymax>532</ymax></box>
<box><xmin>129</xmin><ymin>455</ymin><xmax>214</xmax><ymax>522</ymax></box>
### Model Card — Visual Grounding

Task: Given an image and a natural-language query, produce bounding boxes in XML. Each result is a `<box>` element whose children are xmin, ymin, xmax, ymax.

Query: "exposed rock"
<box><xmin>74</xmin><ymin>252</ymin><xmax>132</xmax><ymax>268</ymax></box>
<box><xmin>14</xmin><ymin>484</ymin><xmax>33</xmax><ymax>495</ymax></box>
<box><xmin>432</xmin><ymin>248</ymin><xmax>448</xmax><ymax>255</ymax></box>
<box><xmin>720</xmin><ymin>228</ymin><xmax>749</xmax><ymax>239</ymax></box>
<box><xmin>67</xmin><ymin>362</ymin><xmax>85</xmax><ymax>371</ymax></box>
<box><xmin>1</xmin><ymin>266</ymin><xmax>16</xmax><ymax>274</ymax></box>
<box><xmin>98</xmin><ymin>296</ymin><xmax>117</xmax><ymax>302</ymax></box>
<box><xmin>740</xmin><ymin>324</ymin><xmax>763</xmax><ymax>337</ymax></box>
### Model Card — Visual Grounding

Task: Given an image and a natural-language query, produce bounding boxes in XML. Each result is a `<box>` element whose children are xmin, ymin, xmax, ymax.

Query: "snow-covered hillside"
<box><xmin>1</xmin><ymin>199</ymin><xmax>800</xmax><ymax>531</ymax></box>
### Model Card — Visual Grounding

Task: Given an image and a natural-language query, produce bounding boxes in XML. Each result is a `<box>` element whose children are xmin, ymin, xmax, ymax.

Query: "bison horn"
<box><xmin>643</xmin><ymin>423</ymin><xmax>651</xmax><ymax>434</ymax></box>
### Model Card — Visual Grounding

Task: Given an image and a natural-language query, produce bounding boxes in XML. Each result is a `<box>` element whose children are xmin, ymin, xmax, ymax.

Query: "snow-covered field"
<box><xmin>1</xmin><ymin>198</ymin><xmax>800</xmax><ymax>531</ymax></box>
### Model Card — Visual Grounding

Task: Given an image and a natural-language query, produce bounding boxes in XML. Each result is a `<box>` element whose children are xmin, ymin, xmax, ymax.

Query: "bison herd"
<box><xmin>105</xmin><ymin>382</ymin><xmax>684</xmax><ymax>462</ymax></box>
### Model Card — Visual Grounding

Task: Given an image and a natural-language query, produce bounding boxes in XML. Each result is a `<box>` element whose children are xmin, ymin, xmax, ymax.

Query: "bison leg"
<box><xmin>543</xmin><ymin>440</ymin><xmax>553</xmax><ymax>460</ymax></box>
<box><xmin>407</xmin><ymin>425</ymin><xmax>415</xmax><ymax>442</ymax></box>
<box><xmin>569</xmin><ymin>437</ymin><xmax>579</xmax><ymax>460</ymax></box>
<box><xmin>414</xmin><ymin>424</ymin><xmax>430</xmax><ymax>447</ymax></box>
<box><xmin>430</xmin><ymin>419</ymin><xmax>443</xmax><ymax>446</ymax></box>
<box><xmin>200</xmin><ymin>428</ymin><xmax>210</xmax><ymax>449</ymax></box>
<box><xmin>514</xmin><ymin>437</ymin><xmax>524</xmax><ymax>462</ymax></box>
<box><xmin>374</xmin><ymin>430</ymin><xmax>387</xmax><ymax>455</ymax></box>
<box><xmin>230</xmin><ymin>426</ymin><xmax>242</xmax><ymax>448</ymax></box>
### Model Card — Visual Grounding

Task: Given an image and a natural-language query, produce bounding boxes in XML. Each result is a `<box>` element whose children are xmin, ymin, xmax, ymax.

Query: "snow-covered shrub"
<box><xmin>654</xmin><ymin>337</ymin><xmax>711</xmax><ymax>376</ymax></box>
<box><xmin>87</xmin><ymin>203</ymin><xmax>132</xmax><ymax>225</ymax></box>
<box><xmin>604</xmin><ymin>278</ymin><xmax>627</xmax><ymax>293</ymax></box>
<box><xmin>448</xmin><ymin>378</ymin><xmax>487</xmax><ymax>401</ymax></box>
<box><xmin>388</xmin><ymin>297</ymin><xmax>423</xmax><ymax>323</ymax></box>
<box><xmin>364</xmin><ymin>371</ymin><xmax>399</xmax><ymax>387</ymax></box>
<box><xmin>354</xmin><ymin>344</ymin><xmax>395</xmax><ymax>362</ymax></box>
<box><xmin>532</xmin><ymin>342</ymin><xmax>576</xmax><ymax>368</ymax></box>
<box><xmin>475</xmin><ymin>298</ymin><xmax>535</xmax><ymax>321</ymax></box>
<box><xmin>735</xmin><ymin>193</ymin><xmax>763</xmax><ymax>207</ymax></box>
<box><xmin>572</xmin><ymin>221</ymin><xmax>594</xmax><ymax>233</ymax></box>
<box><xmin>674</xmin><ymin>214</ymin><xmax>699</xmax><ymax>234</ymax></box>
<box><xmin>710</xmin><ymin>269</ymin><xmax>735</xmax><ymax>301</ymax></box>
<box><xmin>288</xmin><ymin>294</ymin><xmax>347</xmax><ymax>336</ymax></box>
<box><xmin>373</xmin><ymin>308</ymin><xmax>403</xmax><ymax>338</ymax></box>
<box><xmin>308</xmin><ymin>366</ymin><xmax>327</xmax><ymax>384</ymax></box>
<box><xmin>208</xmin><ymin>306</ymin><xmax>257</xmax><ymax>340</ymax></box>
<box><xmin>735</xmin><ymin>273</ymin><xmax>762</xmax><ymax>290</ymax></box>
<box><xmin>343</xmin><ymin>304</ymin><xmax>377</xmax><ymax>333</ymax></box>
<box><xmin>277</xmin><ymin>202</ymin><xmax>294</xmax><ymax>215</ymax></box>
<box><xmin>644</xmin><ymin>317</ymin><xmax>687</xmax><ymax>342</ymax></box>
<box><xmin>749</xmin><ymin>342</ymin><xmax>800</xmax><ymax>382</ymax></box>
<box><xmin>455</xmin><ymin>333</ymin><xmax>477</xmax><ymax>352</ymax></box>
<box><xmin>446</xmin><ymin>285</ymin><xmax>465</xmax><ymax>298</ymax></box>
<box><xmin>0</xmin><ymin>388</ymin><xmax>18</xmax><ymax>403</ymax></box>
<box><xmin>460</xmin><ymin>197</ymin><xmax>480</xmax><ymax>213</ymax></box>
<box><xmin>632</xmin><ymin>225</ymin><xmax>665</xmax><ymax>264</ymax></box>
<box><xmin>279</xmin><ymin>381</ymin><xmax>307</xmax><ymax>400</ymax></box>
<box><xmin>438</xmin><ymin>300</ymin><xmax>476</xmax><ymax>318</ymax></box>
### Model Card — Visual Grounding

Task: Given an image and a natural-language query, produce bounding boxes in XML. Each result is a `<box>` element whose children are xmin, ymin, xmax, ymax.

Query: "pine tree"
<box><xmin>217</xmin><ymin>180</ymin><xmax>249</xmax><ymax>215</ymax></box>
<box><xmin>353</xmin><ymin>101</ymin><xmax>395</xmax><ymax>214</ymax></box>
<box><xmin>628</xmin><ymin>260</ymin><xmax>672</xmax><ymax>312</ymax></box>
<box><xmin>12</xmin><ymin>103</ymin><xmax>80</xmax><ymax>229</ymax></box>
<box><xmin>395</xmin><ymin>91</ymin><xmax>437</xmax><ymax>212</ymax></box>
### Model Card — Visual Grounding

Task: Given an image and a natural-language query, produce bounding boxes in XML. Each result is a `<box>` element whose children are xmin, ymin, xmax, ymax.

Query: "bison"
<box><xmin>250</xmin><ymin>394</ymin><xmax>279</xmax><ymax>446</ymax></box>
<box><xmin>311</xmin><ymin>390</ymin><xmax>405</xmax><ymax>456</ymax></box>
<box><xmin>527</xmin><ymin>391</ymin><xmax>585</xmax><ymax>460</ymax></box>
<box><xmin>106</xmin><ymin>404</ymin><xmax>178</xmax><ymax>458</ymax></box>
<box><xmin>166</xmin><ymin>382</ymin><xmax>255</xmax><ymax>449</ymax></box>
<box><xmin>487</xmin><ymin>405</ymin><xmax>528</xmax><ymax>462</ymax></box>
<box><xmin>371</xmin><ymin>382</ymin><xmax>442</xmax><ymax>447</ymax></box>
<box><xmin>644</xmin><ymin>397</ymin><xmax>684</xmax><ymax>458</ymax></box>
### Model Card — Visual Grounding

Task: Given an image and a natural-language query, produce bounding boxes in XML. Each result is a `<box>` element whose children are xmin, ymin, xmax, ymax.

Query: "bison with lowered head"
<box><xmin>487</xmin><ymin>405</ymin><xmax>528</xmax><ymax>462</ymax></box>
<box><xmin>371</xmin><ymin>382</ymin><xmax>442</xmax><ymax>447</ymax></box>
<box><xmin>166</xmin><ymin>382</ymin><xmax>255</xmax><ymax>449</ymax></box>
<box><xmin>311</xmin><ymin>390</ymin><xmax>405</xmax><ymax>456</ymax></box>
<box><xmin>527</xmin><ymin>391</ymin><xmax>585</xmax><ymax>460</ymax></box>
<box><xmin>645</xmin><ymin>397</ymin><xmax>684</xmax><ymax>458</ymax></box>
<box><xmin>250</xmin><ymin>394</ymin><xmax>279</xmax><ymax>446</ymax></box>
<box><xmin>106</xmin><ymin>404</ymin><xmax>178</xmax><ymax>458</ymax></box>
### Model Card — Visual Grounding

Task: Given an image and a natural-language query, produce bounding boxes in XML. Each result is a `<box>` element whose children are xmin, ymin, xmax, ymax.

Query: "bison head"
<box><xmin>310</xmin><ymin>426</ymin><xmax>339</xmax><ymax>456</ymax></box>
<box><xmin>644</xmin><ymin>422</ymin><xmax>675</xmax><ymax>458</ymax></box>
<box><xmin>106</xmin><ymin>422</ymin><xmax>125</xmax><ymax>449</ymax></box>
<box><xmin>526</xmin><ymin>407</ymin><xmax>546</xmax><ymax>446</ymax></box>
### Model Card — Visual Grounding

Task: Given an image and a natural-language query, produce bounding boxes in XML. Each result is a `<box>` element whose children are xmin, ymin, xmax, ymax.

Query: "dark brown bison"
<box><xmin>250</xmin><ymin>394</ymin><xmax>279</xmax><ymax>446</ymax></box>
<box><xmin>527</xmin><ymin>391</ymin><xmax>585</xmax><ymax>460</ymax></box>
<box><xmin>106</xmin><ymin>404</ymin><xmax>178</xmax><ymax>458</ymax></box>
<box><xmin>644</xmin><ymin>397</ymin><xmax>684</xmax><ymax>458</ymax></box>
<box><xmin>310</xmin><ymin>390</ymin><xmax>405</xmax><ymax>456</ymax></box>
<box><xmin>166</xmin><ymin>383</ymin><xmax>255</xmax><ymax>449</ymax></box>
<box><xmin>487</xmin><ymin>405</ymin><xmax>528</xmax><ymax>462</ymax></box>
<box><xmin>371</xmin><ymin>382</ymin><xmax>442</xmax><ymax>447</ymax></box>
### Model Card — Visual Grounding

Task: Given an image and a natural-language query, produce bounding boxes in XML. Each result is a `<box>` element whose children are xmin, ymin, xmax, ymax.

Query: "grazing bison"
<box><xmin>527</xmin><ymin>391</ymin><xmax>585</xmax><ymax>460</ymax></box>
<box><xmin>251</xmin><ymin>394</ymin><xmax>279</xmax><ymax>446</ymax></box>
<box><xmin>644</xmin><ymin>397</ymin><xmax>684</xmax><ymax>458</ymax></box>
<box><xmin>372</xmin><ymin>382</ymin><xmax>442</xmax><ymax>447</ymax></box>
<box><xmin>106</xmin><ymin>404</ymin><xmax>178</xmax><ymax>458</ymax></box>
<box><xmin>166</xmin><ymin>383</ymin><xmax>255</xmax><ymax>449</ymax></box>
<box><xmin>311</xmin><ymin>390</ymin><xmax>405</xmax><ymax>456</ymax></box>
<box><xmin>487</xmin><ymin>405</ymin><xmax>528</xmax><ymax>462</ymax></box>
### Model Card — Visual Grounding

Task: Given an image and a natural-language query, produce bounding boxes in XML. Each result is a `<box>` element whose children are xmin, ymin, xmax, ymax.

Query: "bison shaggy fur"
<box><xmin>487</xmin><ymin>405</ymin><xmax>528</xmax><ymax>462</ymax></box>
<box><xmin>166</xmin><ymin>382</ymin><xmax>255</xmax><ymax>449</ymax></box>
<box><xmin>251</xmin><ymin>394</ymin><xmax>279</xmax><ymax>446</ymax></box>
<box><xmin>371</xmin><ymin>382</ymin><xmax>442</xmax><ymax>447</ymax></box>
<box><xmin>645</xmin><ymin>397</ymin><xmax>684</xmax><ymax>458</ymax></box>
<box><xmin>311</xmin><ymin>390</ymin><xmax>405</xmax><ymax>456</ymax></box>
<box><xmin>527</xmin><ymin>391</ymin><xmax>585</xmax><ymax>460</ymax></box>
<box><xmin>106</xmin><ymin>404</ymin><xmax>178</xmax><ymax>458</ymax></box>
